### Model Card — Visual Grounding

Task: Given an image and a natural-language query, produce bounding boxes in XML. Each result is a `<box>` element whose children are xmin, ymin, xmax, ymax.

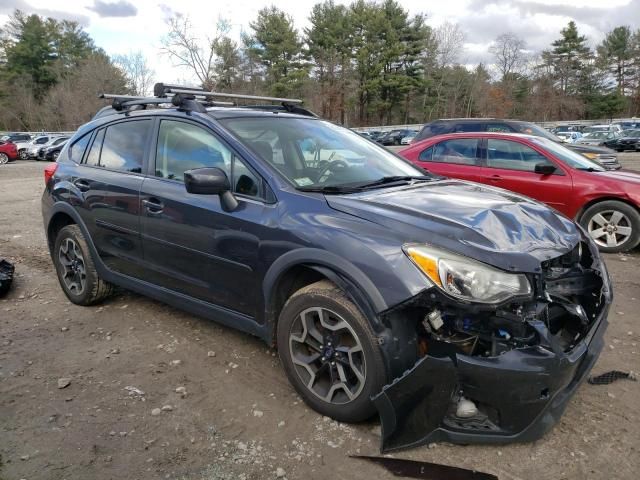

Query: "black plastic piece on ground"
<box><xmin>351</xmin><ymin>455</ymin><xmax>498</xmax><ymax>480</ymax></box>
<box><xmin>588</xmin><ymin>370</ymin><xmax>636</xmax><ymax>385</ymax></box>
<box><xmin>0</xmin><ymin>259</ymin><xmax>15</xmax><ymax>297</ymax></box>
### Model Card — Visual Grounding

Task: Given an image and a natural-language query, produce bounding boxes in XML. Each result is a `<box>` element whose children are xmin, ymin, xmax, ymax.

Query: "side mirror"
<box><xmin>184</xmin><ymin>167</ymin><xmax>238</xmax><ymax>211</ymax></box>
<box><xmin>534</xmin><ymin>163</ymin><xmax>556</xmax><ymax>175</ymax></box>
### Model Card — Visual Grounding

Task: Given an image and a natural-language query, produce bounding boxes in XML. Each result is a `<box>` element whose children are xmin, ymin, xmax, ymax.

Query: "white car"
<box><xmin>16</xmin><ymin>135</ymin><xmax>56</xmax><ymax>159</ymax></box>
<box><xmin>401</xmin><ymin>133</ymin><xmax>417</xmax><ymax>145</ymax></box>
<box><xmin>28</xmin><ymin>136</ymin><xmax>65</xmax><ymax>159</ymax></box>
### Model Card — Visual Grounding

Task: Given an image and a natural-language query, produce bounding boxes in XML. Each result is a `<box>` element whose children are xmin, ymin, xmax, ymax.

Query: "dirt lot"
<box><xmin>1</xmin><ymin>157</ymin><xmax>639</xmax><ymax>480</ymax></box>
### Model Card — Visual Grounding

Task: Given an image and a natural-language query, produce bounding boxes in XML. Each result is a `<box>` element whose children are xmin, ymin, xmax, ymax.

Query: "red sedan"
<box><xmin>400</xmin><ymin>132</ymin><xmax>640</xmax><ymax>252</ymax></box>
<box><xmin>0</xmin><ymin>141</ymin><xmax>18</xmax><ymax>164</ymax></box>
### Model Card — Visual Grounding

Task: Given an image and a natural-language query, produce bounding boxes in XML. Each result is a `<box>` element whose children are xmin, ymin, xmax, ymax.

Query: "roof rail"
<box><xmin>95</xmin><ymin>83</ymin><xmax>316</xmax><ymax>120</ymax></box>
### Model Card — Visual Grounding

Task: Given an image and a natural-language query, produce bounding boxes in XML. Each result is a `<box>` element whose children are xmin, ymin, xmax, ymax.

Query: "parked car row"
<box><xmin>0</xmin><ymin>132</ymin><xmax>70</xmax><ymax>164</ymax></box>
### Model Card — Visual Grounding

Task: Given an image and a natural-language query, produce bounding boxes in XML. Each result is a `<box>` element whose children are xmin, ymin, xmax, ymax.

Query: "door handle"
<box><xmin>142</xmin><ymin>198</ymin><xmax>164</xmax><ymax>214</ymax></box>
<box><xmin>74</xmin><ymin>179</ymin><xmax>90</xmax><ymax>192</ymax></box>
<box><xmin>489</xmin><ymin>175</ymin><xmax>502</xmax><ymax>181</ymax></box>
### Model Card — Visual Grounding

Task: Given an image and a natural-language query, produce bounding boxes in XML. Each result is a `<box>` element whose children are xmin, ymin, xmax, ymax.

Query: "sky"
<box><xmin>1</xmin><ymin>0</ymin><xmax>640</xmax><ymax>85</ymax></box>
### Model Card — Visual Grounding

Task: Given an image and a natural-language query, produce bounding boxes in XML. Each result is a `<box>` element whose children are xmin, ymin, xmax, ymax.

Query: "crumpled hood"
<box><xmin>326</xmin><ymin>180</ymin><xmax>581</xmax><ymax>273</ymax></box>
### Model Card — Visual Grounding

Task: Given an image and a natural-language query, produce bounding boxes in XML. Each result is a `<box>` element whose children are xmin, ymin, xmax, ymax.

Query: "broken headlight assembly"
<box><xmin>404</xmin><ymin>244</ymin><xmax>531</xmax><ymax>304</ymax></box>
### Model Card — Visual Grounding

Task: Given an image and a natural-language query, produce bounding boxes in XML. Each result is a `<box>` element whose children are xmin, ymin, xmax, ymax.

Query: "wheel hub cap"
<box><xmin>587</xmin><ymin>210</ymin><xmax>632</xmax><ymax>248</ymax></box>
<box><xmin>289</xmin><ymin>307</ymin><xmax>366</xmax><ymax>405</ymax></box>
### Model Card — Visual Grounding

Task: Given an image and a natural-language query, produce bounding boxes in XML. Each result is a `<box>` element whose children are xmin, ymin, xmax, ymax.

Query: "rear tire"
<box><xmin>53</xmin><ymin>225</ymin><xmax>114</xmax><ymax>305</ymax></box>
<box><xmin>19</xmin><ymin>149</ymin><xmax>28</xmax><ymax>160</ymax></box>
<box><xmin>277</xmin><ymin>280</ymin><xmax>387</xmax><ymax>422</ymax></box>
<box><xmin>579</xmin><ymin>201</ymin><xmax>640</xmax><ymax>253</ymax></box>
<box><xmin>0</xmin><ymin>153</ymin><xmax>8</xmax><ymax>164</ymax></box>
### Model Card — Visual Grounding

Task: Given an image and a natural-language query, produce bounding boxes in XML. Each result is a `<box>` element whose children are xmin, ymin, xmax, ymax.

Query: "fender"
<box><xmin>262</xmin><ymin>248</ymin><xmax>388</xmax><ymax>337</ymax></box>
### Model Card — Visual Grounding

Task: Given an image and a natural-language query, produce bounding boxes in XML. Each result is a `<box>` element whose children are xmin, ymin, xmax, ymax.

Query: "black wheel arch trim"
<box><xmin>262</xmin><ymin>248</ymin><xmax>389</xmax><ymax>340</ymax></box>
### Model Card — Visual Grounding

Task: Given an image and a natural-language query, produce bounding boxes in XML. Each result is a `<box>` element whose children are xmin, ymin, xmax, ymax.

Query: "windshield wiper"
<box><xmin>351</xmin><ymin>175</ymin><xmax>433</xmax><ymax>190</ymax></box>
<box><xmin>297</xmin><ymin>185</ymin><xmax>362</xmax><ymax>194</ymax></box>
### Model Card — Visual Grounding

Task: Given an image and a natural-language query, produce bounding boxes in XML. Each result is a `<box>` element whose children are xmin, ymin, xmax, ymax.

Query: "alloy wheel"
<box><xmin>0</xmin><ymin>153</ymin><xmax>8</xmax><ymax>165</ymax></box>
<box><xmin>587</xmin><ymin>210</ymin><xmax>633</xmax><ymax>248</ymax></box>
<box><xmin>289</xmin><ymin>307</ymin><xmax>366</xmax><ymax>405</ymax></box>
<box><xmin>19</xmin><ymin>150</ymin><xmax>28</xmax><ymax>160</ymax></box>
<box><xmin>58</xmin><ymin>238</ymin><xmax>87</xmax><ymax>295</ymax></box>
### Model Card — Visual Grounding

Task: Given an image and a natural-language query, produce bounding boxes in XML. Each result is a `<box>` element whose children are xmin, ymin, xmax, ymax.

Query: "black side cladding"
<box><xmin>351</xmin><ymin>455</ymin><xmax>498</xmax><ymax>480</ymax></box>
<box><xmin>0</xmin><ymin>259</ymin><xmax>15</xmax><ymax>297</ymax></box>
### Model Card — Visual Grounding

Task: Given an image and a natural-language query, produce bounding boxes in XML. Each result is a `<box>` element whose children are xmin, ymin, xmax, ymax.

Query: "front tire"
<box><xmin>277</xmin><ymin>280</ymin><xmax>387</xmax><ymax>423</ymax></box>
<box><xmin>53</xmin><ymin>225</ymin><xmax>114</xmax><ymax>305</ymax></box>
<box><xmin>580</xmin><ymin>200</ymin><xmax>640</xmax><ymax>253</ymax></box>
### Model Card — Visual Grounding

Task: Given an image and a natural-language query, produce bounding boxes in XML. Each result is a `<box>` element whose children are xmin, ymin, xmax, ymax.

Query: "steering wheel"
<box><xmin>316</xmin><ymin>160</ymin><xmax>349</xmax><ymax>183</ymax></box>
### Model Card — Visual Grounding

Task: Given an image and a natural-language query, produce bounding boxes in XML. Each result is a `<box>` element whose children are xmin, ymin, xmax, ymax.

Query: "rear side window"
<box><xmin>452</xmin><ymin>123</ymin><xmax>484</xmax><ymax>133</ymax></box>
<box><xmin>486</xmin><ymin>123</ymin><xmax>514</xmax><ymax>133</ymax></box>
<box><xmin>99</xmin><ymin>121</ymin><xmax>151</xmax><ymax>173</ymax></box>
<box><xmin>431</xmin><ymin>139</ymin><xmax>478</xmax><ymax>165</ymax></box>
<box><xmin>418</xmin><ymin>146</ymin><xmax>433</xmax><ymax>161</ymax></box>
<box><xmin>85</xmin><ymin>129</ymin><xmax>105</xmax><ymax>166</ymax></box>
<box><xmin>68</xmin><ymin>133</ymin><xmax>91</xmax><ymax>163</ymax></box>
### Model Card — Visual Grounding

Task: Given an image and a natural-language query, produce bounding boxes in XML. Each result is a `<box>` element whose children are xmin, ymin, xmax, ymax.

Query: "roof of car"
<box><xmin>205</xmin><ymin>107</ymin><xmax>316</xmax><ymax>120</ymax></box>
<box><xmin>418</xmin><ymin>131</ymin><xmax>541</xmax><ymax>142</ymax></box>
<box><xmin>429</xmin><ymin>118</ymin><xmax>525</xmax><ymax>123</ymax></box>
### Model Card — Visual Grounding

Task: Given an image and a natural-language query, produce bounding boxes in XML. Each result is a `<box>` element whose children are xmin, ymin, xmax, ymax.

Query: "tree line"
<box><xmin>1</xmin><ymin>2</ymin><xmax>640</xmax><ymax>131</ymax></box>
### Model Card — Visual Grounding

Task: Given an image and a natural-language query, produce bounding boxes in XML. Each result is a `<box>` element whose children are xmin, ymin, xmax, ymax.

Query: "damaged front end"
<box><xmin>374</xmin><ymin>237</ymin><xmax>612</xmax><ymax>452</ymax></box>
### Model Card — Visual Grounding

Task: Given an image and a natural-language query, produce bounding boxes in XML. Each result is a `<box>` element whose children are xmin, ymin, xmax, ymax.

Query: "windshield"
<box><xmin>511</xmin><ymin>121</ymin><xmax>562</xmax><ymax>142</ymax></box>
<box><xmin>219</xmin><ymin>117</ymin><xmax>427</xmax><ymax>191</ymax></box>
<box><xmin>530</xmin><ymin>138</ymin><xmax>605</xmax><ymax>171</ymax></box>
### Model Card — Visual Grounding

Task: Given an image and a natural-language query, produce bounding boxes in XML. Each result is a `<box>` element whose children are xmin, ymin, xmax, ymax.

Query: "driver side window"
<box><xmin>486</xmin><ymin>139</ymin><xmax>555</xmax><ymax>172</ymax></box>
<box><xmin>155</xmin><ymin>120</ymin><xmax>263</xmax><ymax>198</ymax></box>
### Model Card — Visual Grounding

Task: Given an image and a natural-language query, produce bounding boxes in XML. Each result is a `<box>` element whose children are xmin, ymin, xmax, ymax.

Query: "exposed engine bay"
<box><xmin>374</xmin><ymin>238</ymin><xmax>611</xmax><ymax>452</ymax></box>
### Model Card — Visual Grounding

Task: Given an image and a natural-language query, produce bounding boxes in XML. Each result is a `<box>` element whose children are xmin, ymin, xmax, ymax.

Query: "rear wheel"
<box><xmin>580</xmin><ymin>201</ymin><xmax>640</xmax><ymax>253</ymax></box>
<box><xmin>277</xmin><ymin>280</ymin><xmax>387</xmax><ymax>422</ymax></box>
<box><xmin>52</xmin><ymin>151</ymin><xmax>59</xmax><ymax>160</ymax></box>
<box><xmin>53</xmin><ymin>225</ymin><xmax>114</xmax><ymax>305</ymax></box>
<box><xmin>19</xmin><ymin>149</ymin><xmax>28</xmax><ymax>160</ymax></box>
<box><xmin>0</xmin><ymin>153</ymin><xmax>8</xmax><ymax>165</ymax></box>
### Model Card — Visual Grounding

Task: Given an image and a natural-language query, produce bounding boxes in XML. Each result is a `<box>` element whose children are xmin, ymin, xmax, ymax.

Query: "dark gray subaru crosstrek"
<box><xmin>42</xmin><ymin>84</ymin><xmax>612</xmax><ymax>452</ymax></box>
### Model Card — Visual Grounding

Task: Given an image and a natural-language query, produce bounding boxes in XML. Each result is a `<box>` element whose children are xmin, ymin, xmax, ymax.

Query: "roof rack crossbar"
<box><xmin>95</xmin><ymin>83</ymin><xmax>313</xmax><ymax>119</ymax></box>
<box><xmin>155</xmin><ymin>83</ymin><xmax>303</xmax><ymax>105</ymax></box>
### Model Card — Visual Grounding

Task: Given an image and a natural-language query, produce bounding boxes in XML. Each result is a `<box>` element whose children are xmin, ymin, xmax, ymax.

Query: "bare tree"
<box><xmin>160</xmin><ymin>14</ymin><xmax>217</xmax><ymax>89</ymax></box>
<box><xmin>434</xmin><ymin>22</ymin><xmax>465</xmax><ymax>67</ymax></box>
<box><xmin>489</xmin><ymin>32</ymin><xmax>528</xmax><ymax>80</ymax></box>
<box><xmin>113</xmin><ymin>51</ymin><xmax>155</xmax><ymax>95</ymax></box>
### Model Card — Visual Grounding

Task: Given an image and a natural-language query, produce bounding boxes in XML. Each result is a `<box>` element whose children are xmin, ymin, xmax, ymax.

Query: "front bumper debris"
<box><xmin>0</xmin><ymin>259</ymin><xmax>15</xmax><ymax>297</ymax></box>
<box><xmin>373</xmin><ymin>239</ymin><xmax>612</xmax><ymax>452</ymax></box>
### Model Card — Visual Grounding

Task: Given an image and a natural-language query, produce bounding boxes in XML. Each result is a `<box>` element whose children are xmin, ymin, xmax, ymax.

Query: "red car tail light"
<box><xmin>44</xmin><ymin>163</ymin><xmax>59</xmax><ymax>186</ymax></box>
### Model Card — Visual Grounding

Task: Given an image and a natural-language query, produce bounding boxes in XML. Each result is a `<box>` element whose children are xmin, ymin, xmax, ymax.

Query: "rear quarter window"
<box><xmin>68</xmin><ymin>133</ymin><xmax>92</xmax><ymax>163</ymax></box>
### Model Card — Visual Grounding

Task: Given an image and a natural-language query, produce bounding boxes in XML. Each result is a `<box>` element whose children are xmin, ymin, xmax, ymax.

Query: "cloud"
<box><xmin>87</xmin><ymin>0</ymin><xmax>138</xmax><ymax>18</ymax></box>
<box><xmin>0</xmin><ymin>0</ymin><xmax>90</xmax><ymax>26</ymax></box>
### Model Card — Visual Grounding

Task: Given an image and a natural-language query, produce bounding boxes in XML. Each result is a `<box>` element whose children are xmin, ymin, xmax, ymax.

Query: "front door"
<box><xmin>139</xmin><ymin>118</ymin><xmax>272</xmax><ymax>317</ymax></box>
<box><xmin>480</xmin><ymin>138</ymin><xmax>572</xmax><ymax>215</ymax></box>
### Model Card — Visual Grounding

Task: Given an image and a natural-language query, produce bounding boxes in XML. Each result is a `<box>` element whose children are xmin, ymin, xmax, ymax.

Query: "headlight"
<box><xmin>582</xmin><ymin>152</ymin><xmax>597</xmax><ymax>160</ymax></box>
<box><xmin>404</xmin><ymin>245</ymin><xmax>532</xmax><ymax>304</ymax></box>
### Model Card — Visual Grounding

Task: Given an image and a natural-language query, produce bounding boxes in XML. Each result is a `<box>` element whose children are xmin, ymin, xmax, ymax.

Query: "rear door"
<box><xmin>479</xmin><ymin>138</ymin><xmax>573</xmax><ymax>215</ymax></box>
<box><xmin>138</xmin><ymin>118</ymin><xmax>272</xmax><ymax>317</ymax></box>
<box><xmin>73</xmin><ymin>118</ymin><xmax>151</xmax><ymax>277</ymax></box>
<box><xmin>413</xmin><ymin>138</ymin><xmax>482</xmax><ymax>182</ymax></box>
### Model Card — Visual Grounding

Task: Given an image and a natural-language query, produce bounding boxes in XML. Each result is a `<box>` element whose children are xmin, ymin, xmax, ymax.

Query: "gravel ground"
<box><xmin>1</xmin><ymin>157</ymin><xmax>639</xmax><ymax>480</ymax></box>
